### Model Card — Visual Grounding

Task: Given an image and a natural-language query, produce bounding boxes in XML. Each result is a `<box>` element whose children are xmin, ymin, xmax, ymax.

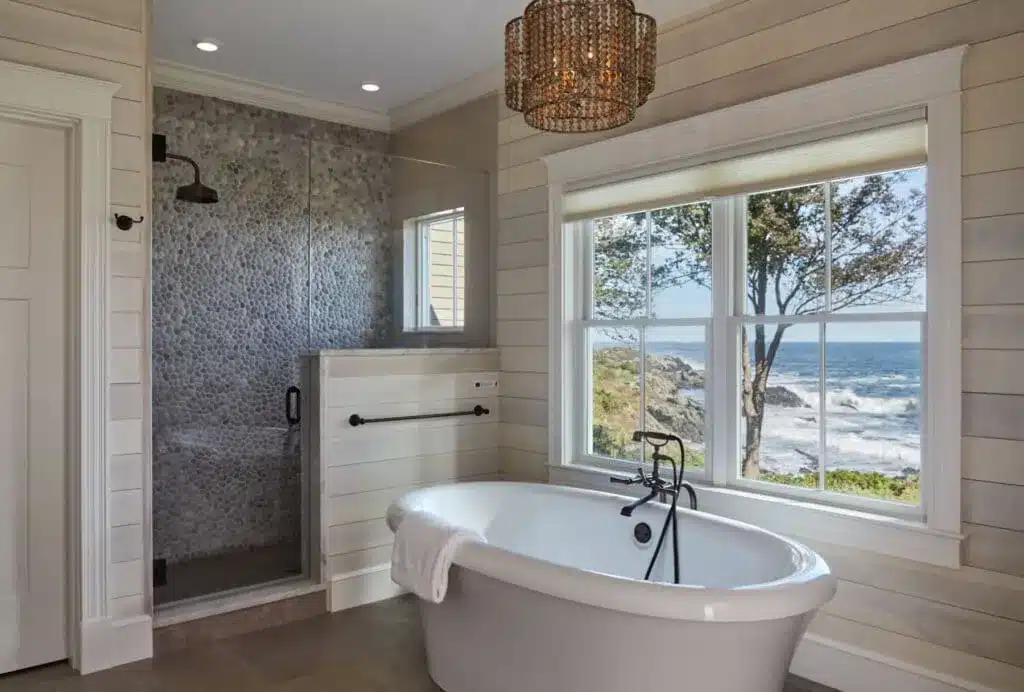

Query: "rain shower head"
<box><xmin>152</xmin><ymin>135</ymin><xmax>219</xmax><ymax>204</ymax></box>
<box><xmin>167</xmin><ymin>153</ymin><xmax>219</xmax><ymax>204</ymax></box>
<box><xmin>176</xmin><ymin>179</ymin><xmax>219</xmax><ymax>204</ymax></box>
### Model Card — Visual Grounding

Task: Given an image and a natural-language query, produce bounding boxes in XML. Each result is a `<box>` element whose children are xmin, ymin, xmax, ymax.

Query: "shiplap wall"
<box><xmin>0</xmin><ymin>0</ymin><xmax>150</xmax><ymax>621</ymax></box>
<box><xmin>315</xmin><ymin>350</ymin><xmax>501</xmax><ymax>606</ymax></box>
<box><xmin>496</xmin><ymin>0</ymin><xmax>1024</xmax><ymax>686</ymax></box>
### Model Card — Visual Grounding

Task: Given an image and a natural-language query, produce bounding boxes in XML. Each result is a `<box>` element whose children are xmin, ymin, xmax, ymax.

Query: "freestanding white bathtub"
<box><xmin>387</xmin><ymin>481</ymin><xmax>836</xmax><ymax>692</ymax></box>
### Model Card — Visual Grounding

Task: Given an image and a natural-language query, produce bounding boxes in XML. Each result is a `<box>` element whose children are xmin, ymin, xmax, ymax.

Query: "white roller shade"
<box><xmin>564</xmin><ymin>118</ymin><xmax>927</xmax><ymax>221</ymax></box>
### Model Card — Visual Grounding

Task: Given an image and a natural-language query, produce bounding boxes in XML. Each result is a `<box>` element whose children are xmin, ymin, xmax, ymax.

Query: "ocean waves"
<box><xmin>759</xmin><ymin>376</ymin><xmax>920</xmax><ymax>476</ymax></box>
<box><xmin>783</xmin><ymin>383</ymin><xmax>919</xmax><ymax>416</ymax></box>
<box><xmin>646</xmin><ymin>340</ymin><xmax>922</xmax><ymax>478</ymax></box>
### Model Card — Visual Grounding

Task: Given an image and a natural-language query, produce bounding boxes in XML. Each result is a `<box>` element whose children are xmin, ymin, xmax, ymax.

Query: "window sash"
<box><xmin>581</xmin><ymin>323</ymin><xmax>713</xmax><ymax>480</ymax></box>
<box><xmin>575</xmin><ymin>176</ymin><xmax>928</xmax><ymax>519</ymax></box>
<box><xmin>728</xmin><ymin>315</ymin><xmax>925</xmax><ymax>515</ymax></box>
<box><xmin>406</xmin><ymin>209</ymin><xmax>466</xmax><ymax>332</ymax></box>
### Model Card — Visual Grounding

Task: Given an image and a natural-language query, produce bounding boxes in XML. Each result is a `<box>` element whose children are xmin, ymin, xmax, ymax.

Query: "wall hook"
<box><xmin>114</xmin><ymin>214</ymin><xmax>144</xmax><ymax>231</ymax></box>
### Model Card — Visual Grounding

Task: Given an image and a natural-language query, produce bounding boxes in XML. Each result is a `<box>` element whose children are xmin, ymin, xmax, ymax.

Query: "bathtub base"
<box><xmin>422</xmin><ymin>567</ymin><xmax>810</xmax><ymax>692</ymax></box>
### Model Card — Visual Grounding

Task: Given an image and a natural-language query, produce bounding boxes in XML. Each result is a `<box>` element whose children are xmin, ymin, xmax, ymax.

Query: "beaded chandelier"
<box><xmin>505</xmin><ymin>0</ymin><xmax>656</xmax><ymax>134</ymax></box>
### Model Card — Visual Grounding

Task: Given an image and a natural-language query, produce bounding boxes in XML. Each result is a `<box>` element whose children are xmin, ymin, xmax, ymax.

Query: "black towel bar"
<box><xmin>349</xmin><ymin>404</ymin><xmax>490</xmax><ymax>427</ymax></box>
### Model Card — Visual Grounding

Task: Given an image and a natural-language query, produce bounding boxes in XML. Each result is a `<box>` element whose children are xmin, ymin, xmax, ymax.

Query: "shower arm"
<box><xmin>166</xmin><ymin>152</ymin><xmax>202</xmax><ymax>182</ymax></box>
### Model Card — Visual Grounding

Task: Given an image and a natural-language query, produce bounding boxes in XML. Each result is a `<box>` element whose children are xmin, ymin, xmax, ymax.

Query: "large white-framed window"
<box><xmin>577</xmin><ymin>167</ymin><xmax>928</xmax><ymax>521</ymax></box>
<box><xmin>546</xmin><ymin>48</ymin><xmax>965</xmax><ymax>567</ymax></box>
<box><xmin>403</xmin><ymin>207</ymin><xmax>466</xmax><ymax>332</ymax></box>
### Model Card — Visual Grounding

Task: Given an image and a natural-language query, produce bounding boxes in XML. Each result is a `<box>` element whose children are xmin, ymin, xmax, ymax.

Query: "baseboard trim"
<box><xmin>328</xmin><ymin>566</ymin><xmax>404</xmax><ymax>613</ymax></box>
<box><xmin>794</xmin><ymin>633</ymin><xmax>979</xmax><ymax>692</ymax></box>
<box><xmin>78</xmin><ymin>615</ymin><xmax>152</xmax><ymax>674</ymax></box>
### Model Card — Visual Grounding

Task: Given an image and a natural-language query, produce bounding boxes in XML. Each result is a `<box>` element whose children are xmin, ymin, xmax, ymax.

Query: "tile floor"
<box><xmin>0</xmin><ymin>596</ymin><xmax>836</xmax><ymax>691</ymax></box>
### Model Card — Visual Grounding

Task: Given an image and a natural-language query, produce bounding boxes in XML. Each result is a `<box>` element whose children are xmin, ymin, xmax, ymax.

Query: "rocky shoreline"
<box><xmin>593</xmin><ymin>347</ymin><xmax>815</xmax><ymax>458</ymax></box>
<box><xmin>592</xmin><ymin>346</ymin><xmax>920</xmax><ymax>501</ymax></box>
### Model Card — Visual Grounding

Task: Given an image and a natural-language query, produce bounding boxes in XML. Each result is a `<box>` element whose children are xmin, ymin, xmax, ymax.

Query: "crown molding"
<box><xmin>152</xmin><ymin>0</ymin><xmax>724</xmax><ymax>134</ymax></box>
<box><xmin>152</xmin><ymin>60</ymin><xmax>392</xmax><ymax>132</ymax></box>
<box><xmin>389</xmin><ymin>65</ymin><xmax>503</xmax><ymax>131</ymax></box>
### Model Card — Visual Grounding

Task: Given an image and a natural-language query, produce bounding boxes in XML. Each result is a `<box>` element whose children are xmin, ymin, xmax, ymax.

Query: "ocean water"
<box><xmin>646</xmin><ymin>341</ymin><xmax>921</xmax><ymax>477</ymax></box>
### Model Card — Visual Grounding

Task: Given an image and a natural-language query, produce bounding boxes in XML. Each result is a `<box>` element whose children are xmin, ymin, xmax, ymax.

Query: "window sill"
<box><xmin>402</xmin><ymin>327</ymin><xmax>465</xmax><ymax>334</ymax></box>
<box><xmin>550</xmin><ymin>462</ymin><xmax>963</xmax><ymax>569</ymax></box>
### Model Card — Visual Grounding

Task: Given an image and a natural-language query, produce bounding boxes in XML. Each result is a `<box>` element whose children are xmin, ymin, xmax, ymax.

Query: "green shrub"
<box><xmin>761</xmin><ymin>469</ymin><xmax>920</xmax><ymax>503</ymax></box>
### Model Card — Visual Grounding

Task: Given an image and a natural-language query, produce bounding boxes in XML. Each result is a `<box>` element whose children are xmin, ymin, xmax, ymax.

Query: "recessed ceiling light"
<box><xmin>195</xmin><ymin>40</ymin><xmax>220</xmax><ymax>53</ymax></box>
<box><xmin>361</xmin><ymin>82</ymin><xmax>381</xmax><ymax>93</ymax></box>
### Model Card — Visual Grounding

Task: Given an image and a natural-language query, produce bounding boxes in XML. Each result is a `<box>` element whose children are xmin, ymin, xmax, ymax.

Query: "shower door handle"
<box><xmin>286</xmin><ymin>386</ymin><xmax>301</xmax><ymax>426</ymax></box>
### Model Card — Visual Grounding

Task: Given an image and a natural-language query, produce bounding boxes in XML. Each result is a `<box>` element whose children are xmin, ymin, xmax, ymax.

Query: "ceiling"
<box><xmin>153</xmin><ymin>0</ymin><xmax>719</xmax><ymax>120</ymax></box>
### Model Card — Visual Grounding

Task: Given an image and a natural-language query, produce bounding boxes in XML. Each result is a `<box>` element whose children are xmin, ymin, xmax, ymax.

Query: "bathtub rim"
<box><xmin>388</xmin><ymin>481</ymin><xmax>837</xmax><ymax>623</ymax></box>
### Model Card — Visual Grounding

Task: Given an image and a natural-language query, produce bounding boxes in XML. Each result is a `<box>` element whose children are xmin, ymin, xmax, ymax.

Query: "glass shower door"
<box><xmin>151</xmin><ymin>92</ymin><xmax>310</xmax><ymax>604</ymax></box>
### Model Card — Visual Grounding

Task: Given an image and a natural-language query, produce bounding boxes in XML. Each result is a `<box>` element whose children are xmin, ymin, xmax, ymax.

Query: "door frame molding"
<box><xmin>0</xmin><ymin>58</ymin><xmax>150</xmax><ymax>673</ymax></box>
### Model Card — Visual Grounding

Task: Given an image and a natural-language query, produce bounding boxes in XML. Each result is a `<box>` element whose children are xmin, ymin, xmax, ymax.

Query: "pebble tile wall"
<box><xmin>152</xmin><ymin>88</ymin><xmax>392</xmax><ymax>567</ymax></box>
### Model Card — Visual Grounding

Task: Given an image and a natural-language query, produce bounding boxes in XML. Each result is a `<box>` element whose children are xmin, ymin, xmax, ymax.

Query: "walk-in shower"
<box><xmin>150</xmin><ymin>87</ymin><xmax>489</xmax><ymax>610</ymax></box>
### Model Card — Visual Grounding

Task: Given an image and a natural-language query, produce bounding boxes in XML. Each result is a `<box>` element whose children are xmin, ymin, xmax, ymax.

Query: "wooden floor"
<box><xmin>0</xmin><ymin>596</ymin><xmax>836</xmax><ymax>691</ymax></box>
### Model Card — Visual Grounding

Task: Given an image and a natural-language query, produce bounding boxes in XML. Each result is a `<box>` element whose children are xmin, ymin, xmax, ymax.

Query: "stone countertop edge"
<box><xmin>313</xmin><ymin>347</ymin><xmax>500</xmax><ymax>357</ymax></box>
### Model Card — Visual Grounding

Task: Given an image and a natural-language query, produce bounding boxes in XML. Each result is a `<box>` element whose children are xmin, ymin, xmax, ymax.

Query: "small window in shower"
<box><xmin>404</xmin><ymin>208</ymin><xmax>466</xmax><ymax>332</ymax></box>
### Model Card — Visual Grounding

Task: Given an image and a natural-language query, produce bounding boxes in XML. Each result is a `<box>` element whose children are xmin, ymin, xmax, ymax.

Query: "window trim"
<box><xmin>543</xmin><ymin>48</ymin><xmax>966</xmax><ymax>567</ymax></box>
<box><xmin>402</xmin><ymin>207</ymin><xmax>466</xmax><ymax>334</ymax></box>
<box><xmin>576</xmin><ymin>181</ymin><xmax>930</xmax><ymax>521</ymax></box>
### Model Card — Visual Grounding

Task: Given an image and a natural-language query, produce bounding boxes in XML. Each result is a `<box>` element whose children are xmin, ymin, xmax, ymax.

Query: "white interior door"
<box><xmin>0</xmin><ymin>116</ymin><xmax>68</xmax><ymax>673</ymax></box>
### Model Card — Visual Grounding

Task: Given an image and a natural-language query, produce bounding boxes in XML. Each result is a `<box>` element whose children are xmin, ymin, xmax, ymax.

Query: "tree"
<box><xmin>592</xmin><ymin>212</ymin><xmax>648</xmax><ymax>320</ymax></box>
<box><xmin>593</xmin><ymin>171</ymin><xmax>926</xmax><ymax>479</ymax></box>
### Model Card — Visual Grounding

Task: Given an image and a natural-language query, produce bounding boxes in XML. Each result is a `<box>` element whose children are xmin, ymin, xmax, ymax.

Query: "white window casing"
<box><xmin>544</xmin><ymin>47</ymin><xmax>966</xmax><ymax>568</ymax></box>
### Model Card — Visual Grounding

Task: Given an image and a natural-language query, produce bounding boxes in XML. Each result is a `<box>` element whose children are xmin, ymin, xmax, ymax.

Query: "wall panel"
<box><xmin>13</xmin><ymin>0</ymin><xmax>143</xmax><ymax>29</ymax></box>
<box><xmin>0</xmin><ymin>0</ymin><xmax>144</xmax><ymax>65</ymax></box>
<box><xmin>315</xmin><ymin>351</ymin><xmax>501</xmax><ymax>602</ymax></box>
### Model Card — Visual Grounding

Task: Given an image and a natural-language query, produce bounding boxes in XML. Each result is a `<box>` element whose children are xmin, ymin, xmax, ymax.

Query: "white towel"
<box><xmin>390</xmin><ymin>510</ymin><xmax>481</xmax><ymax>604</ymax></box>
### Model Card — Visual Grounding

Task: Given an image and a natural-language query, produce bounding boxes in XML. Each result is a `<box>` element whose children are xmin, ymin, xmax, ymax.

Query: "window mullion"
<box><xmin>582</xmin><ymin>221</ymin><xmax>594</xmax><ymax>321</ymax></box>
<box><xmin>639</xmin><ymin>325</ymin><xmax>647</xmax><ymax>463</ymax></box>
<box><xmin>577</xmin><ymin>221</ymin><xmax>593</xmax><ymax>460</ymax></box>
<box><xmin>818</xmin><ymin>322</ymin><xmax>827</xmax><ymax>492</ymax></box>
<box><xmin>820</xmin><ymin>182</ymin><xmax>832</xmax><ymax>491</ymax></box>
<box><xmin>824</xmin><ymin>182</ymin><xmax>833</xmax><ymax>312</ymax></box>
<box><xmin>645</xmin><ymin>210</ymin><xmax>653</xmax><ymax>318</ymax></box>
<box><xmin>711</xmin><ymin>197</ymin><xmax>736</xmax><ymax>485</ymax></box>
<box><xmin>419</xmin><ymin>222</ymin><xmax>430</xmax><ymax>328</ymax></box>
<box><xmin>452</xmin><ymin>214</ymin><xmax>460</xmax><ymax>327</ymax></box>
<box><xmin>639</xmin><ymin>212</ymin><xmax>652</xmax><ymax>461</ymax></box>
<box><xmin>581</xmin><ymin>325</ymin><xmax>593</xmax><ymax>458</ymax></box>
<box><xmin>733</xmin><ymin>196</ymin><xmax>747</xmax><ymax>317</ymax></box>
<box><xmin>414</xmin><ymin>223</ymin><xmax>421</xmax><ymax>328</ymax></box>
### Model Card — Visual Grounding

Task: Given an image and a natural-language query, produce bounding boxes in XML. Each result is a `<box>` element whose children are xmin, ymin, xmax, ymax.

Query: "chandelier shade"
<box><xmin>505</xmin><ymin>0</ymin><xmax>657</xmax><ymax>134</ymax></box>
